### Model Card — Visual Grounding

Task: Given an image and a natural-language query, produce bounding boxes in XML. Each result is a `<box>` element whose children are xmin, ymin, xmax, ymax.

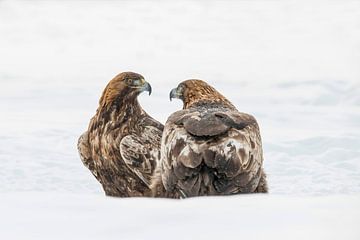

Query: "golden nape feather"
<box><xmin>77</xmin><ymin>72</ymin><xmax>167</xmax><ymax>197</ymax></box>
<box><xmin>153</xmin><ymin>79</ymin><xmax>268</xmax><ymax>198</ymax></box>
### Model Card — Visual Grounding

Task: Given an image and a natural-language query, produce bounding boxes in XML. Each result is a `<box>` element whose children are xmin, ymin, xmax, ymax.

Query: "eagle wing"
<box><xmin>120</xmin><ymin>117</ymin><xmax>163</xmax><ymax>187</ymax></box>
<box><xmin>161</xmin><ymin>108</ymin><xmax>267</xmax><ymax>197</ymax></box>
<box><xmin>77</xmin><ymin>131</ymin><xmax>101</xmax><ymax>182</ymax></box>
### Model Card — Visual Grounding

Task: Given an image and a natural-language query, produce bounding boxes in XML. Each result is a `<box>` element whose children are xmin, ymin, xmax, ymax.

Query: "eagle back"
<box><xmin>170</xmin><ymin>104</ymin><xmax>256</xmax><ymax>138</ymax></box>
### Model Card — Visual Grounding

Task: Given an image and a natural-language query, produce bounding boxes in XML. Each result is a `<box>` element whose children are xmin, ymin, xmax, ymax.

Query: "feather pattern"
<box><xmin>77</xmin><ymin>72</ymin><xmax>164</xmax><ymax>197</ymax></box>
<box><xmin>156</xmin><ymin>80</ymin><xmax>268</xmax><ymax>198</ymax></box>
<box><xmin>120</xmin><ymin>125</ymin><xmax>162</xmax><ymax>187</ymax></box>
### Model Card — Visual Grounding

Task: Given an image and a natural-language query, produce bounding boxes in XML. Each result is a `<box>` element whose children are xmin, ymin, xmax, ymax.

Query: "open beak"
<box><xmin>141</xmin><ymin>82</ymin><xmax>152</xmax><ymax>96</ymax></box>
<box><xmin>169</xmin><ymin>87</ymin><xmax>181</xmax><ymax>101</ymax></box>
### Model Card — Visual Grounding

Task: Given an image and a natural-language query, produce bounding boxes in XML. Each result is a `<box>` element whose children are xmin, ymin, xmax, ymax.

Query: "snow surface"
<box><xmin>0</xmin><ymin>0</ymin><xmax>359</xmax><ymax>239</ymax></box>
<box><xmin>1</xmin><ymin>193</ymin><xmax>360</xmax><ymax>240</ymax></box>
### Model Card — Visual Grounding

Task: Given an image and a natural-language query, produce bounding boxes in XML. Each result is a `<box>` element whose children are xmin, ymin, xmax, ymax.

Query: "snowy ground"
<box><xmin>1</xmin><ymin>193</ymin><xmax>360</xmax><ymax>240</ymax></box>
<box><xmin>0</xmin><ymin>0</ymin><xmax>359</xmax><ymax>239</ymax></box>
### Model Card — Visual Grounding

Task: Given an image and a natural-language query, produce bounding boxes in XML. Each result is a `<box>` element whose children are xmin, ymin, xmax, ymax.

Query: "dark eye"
<box><xmin>126</xmin><ymin>79</ymin><xmax>133</xmax><ymax>85</ymax></box>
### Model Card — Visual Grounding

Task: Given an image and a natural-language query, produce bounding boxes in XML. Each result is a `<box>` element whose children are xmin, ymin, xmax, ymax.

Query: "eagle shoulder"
<box><xmin>168</xmin><ymin>107</ymin><xmax>258</xmax><ymax>137</ymax></box>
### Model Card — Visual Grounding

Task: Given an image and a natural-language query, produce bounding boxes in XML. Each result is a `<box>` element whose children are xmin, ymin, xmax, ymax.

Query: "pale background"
<box><xmin>0</xmin><ymin>0</ymin><xmax>359</xmax><ymax>239</ymax></box>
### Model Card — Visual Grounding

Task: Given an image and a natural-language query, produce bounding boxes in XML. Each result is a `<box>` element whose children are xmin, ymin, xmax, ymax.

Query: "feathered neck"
<box><xmin>180</xmin><ymin>79</ymin><xmax>236</xmax><ymax>110</ymax></box>
<box><xmin>89</xmin><ymin>93</ymin><xmax>143</xmax><ymax>133</ymax></box>
<box><xmin>185</xmin><ymin>99</ymin><xmax>236</xmax><ymax>110</ymax></box>
<box><xmin>97</xmin><ymin>94</ymin><xmax>142</xmax><ymax>118</ymax></box>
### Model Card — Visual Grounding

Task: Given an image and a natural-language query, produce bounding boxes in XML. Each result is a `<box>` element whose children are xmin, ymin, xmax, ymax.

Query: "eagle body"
<box><xmin>78</xmin><ymin>72</ymin><xmax>163</xmax><ymax>197</ymax></box>
<box><xmin>156</xmin><ymin>80</ymin><xmax>268</xmax><ymax>198</ymax></box>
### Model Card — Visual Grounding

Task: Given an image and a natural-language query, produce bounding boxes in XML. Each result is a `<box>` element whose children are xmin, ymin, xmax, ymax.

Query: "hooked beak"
<box><xmin>169</xmin><ymin>87</ymin><xmax>181</xmax><ymax>101</ymax></box>
<box><xmin>141</xmin><ymin>81</ymin><xmax>152</xmax><ymax>96</ymax></box>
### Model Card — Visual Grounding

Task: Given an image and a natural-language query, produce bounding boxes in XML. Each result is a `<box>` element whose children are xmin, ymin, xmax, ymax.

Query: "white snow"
<box><xmin>0</xmin><ymin>0</ymin><xmax>359</xmax><ymax>239</ymax></box>
<box><xmin>1</xmin><ymin>193</ymin><xmax>360</xmax><ymax>240</ymax></box>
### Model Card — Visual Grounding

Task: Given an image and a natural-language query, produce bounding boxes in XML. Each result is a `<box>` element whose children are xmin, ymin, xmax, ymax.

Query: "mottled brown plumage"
<box><xmin>78</xmin><ymin>72</ymin><xmax>164</xmax><ymax>197</ymax></box>
<box><xmin>153</xmin><ymin>79</ymin><xmax>268</xmax><ymax>198</ymax></box>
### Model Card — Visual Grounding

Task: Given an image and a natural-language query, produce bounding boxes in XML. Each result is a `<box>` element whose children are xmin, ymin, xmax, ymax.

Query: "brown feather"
<box><xmin>78</xmin><ymin>72</ymin><xmax>166</xmax><ymax>197</ymax></box>
<box><xmin>180</xmin><ymin>79</ymin><xmax>235</xmax><ymax>110</ymax></box>
<box><xmin>157</xmin><ymin>80</ymin><xmax>268</xmax><ymax>198</ymax></box>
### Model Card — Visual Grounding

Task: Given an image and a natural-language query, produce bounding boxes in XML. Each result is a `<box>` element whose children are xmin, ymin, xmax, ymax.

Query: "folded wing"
<box><xmin>161</xmin><ymin>108</ymin><xmax>267</xmax><ymax>197</ymax></box>
<box><xmin>120</xmin><ymin>125</ymin><xmax>162</xmax><ymax>187</ymax></box>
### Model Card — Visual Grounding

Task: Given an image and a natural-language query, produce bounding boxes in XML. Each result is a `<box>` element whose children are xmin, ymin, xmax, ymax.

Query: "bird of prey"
<box><xmin>153</xmin><ymin>79</ymin><xmax>268</xmax><ymax>198</ymax></box>
<box><xmin>77</xmin><ymin>72</ymin><xmax>164</xmax><ymax>197</ymax></box>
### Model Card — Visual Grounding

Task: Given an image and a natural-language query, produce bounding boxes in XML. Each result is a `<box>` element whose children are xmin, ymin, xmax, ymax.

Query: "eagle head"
<box><xmin>99</xmin><ymin>72</ymin><xmax>152</xmax><ymax>109</ymax></box>
<box><xmin>169</xmin><ymin>79</ymin><xmax>234</xmax><ymax>109</ymax></box>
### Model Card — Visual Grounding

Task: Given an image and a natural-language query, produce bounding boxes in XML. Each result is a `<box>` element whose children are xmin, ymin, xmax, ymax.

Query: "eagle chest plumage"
<box><xmin>79</xmin><ymin>101</ymin><xmax>162</xmax><ymax>197</ymax></box>
<box><xmin>91</xmin><ymin>109</ymin><xmax>134</xmax><ymax>195</ymax></box>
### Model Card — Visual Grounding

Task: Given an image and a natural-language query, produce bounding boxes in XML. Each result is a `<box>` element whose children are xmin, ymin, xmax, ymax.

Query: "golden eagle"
<box><xmin>78</xmin><ymin>72</ymin><xmax>164</xmax><ymax>197</ymax></box>
<box><xmin>153</xmin><ymin>80</ymin><xmax>268</xmax><ymax>198</ymax></box>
